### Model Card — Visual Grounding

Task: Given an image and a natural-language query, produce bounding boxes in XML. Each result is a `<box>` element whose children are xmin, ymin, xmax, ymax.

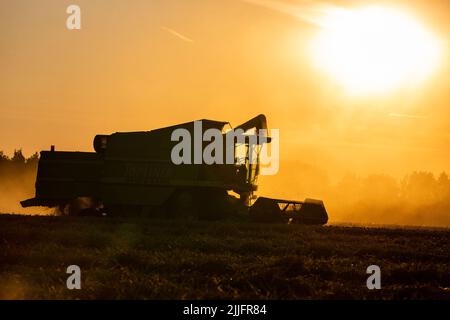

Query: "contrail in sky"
<box><xmin>161</xmin><ymin>26</ymin><xmax>194</xmax><ymax>43</ymax></box>
<box><xmin>241</xmin><ymin>0</ymin><xmax>335</xmax><ymax>28</ymax></box>
<box><xmin>389</xmin><ymin>113</ymin><xmax>428</xmax><ymax>119</ymax></box>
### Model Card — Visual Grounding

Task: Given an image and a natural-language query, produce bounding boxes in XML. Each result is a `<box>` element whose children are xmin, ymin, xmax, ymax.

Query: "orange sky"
<box><xmin>1</xmin><ymin>0</ymin><xmax>449</xmax><ymax>200</ymax></box>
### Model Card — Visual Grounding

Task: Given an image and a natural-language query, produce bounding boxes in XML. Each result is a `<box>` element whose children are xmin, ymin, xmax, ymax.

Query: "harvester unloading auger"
<box><xmin>21</xmin><ymin>115</ymin><xmax>328</xmax><ymax>225</ymax></box>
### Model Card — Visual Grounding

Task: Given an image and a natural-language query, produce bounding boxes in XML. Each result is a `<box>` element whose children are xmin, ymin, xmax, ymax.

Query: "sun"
<box><xmin>310</xmin><ymin>6</ymin><xmax>441</xmax><ymax>95</ymax></box>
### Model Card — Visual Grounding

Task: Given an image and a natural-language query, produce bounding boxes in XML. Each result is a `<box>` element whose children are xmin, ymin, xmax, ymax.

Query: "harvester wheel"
<box><xmin>56</xmin><ymin>202</ymin><xmax>68</xmax><ymax>215</ymax></box>
<box><xmin>168</xmin><ymin>190</ymin><xmax>199</xmax><ymax>220</ymax></box>
<box><xmin>199</xmin><ymin>189</ymin><xmax>234</xmax><ymax>220</ymax></box>
<box><xmin>64</xmin><ymin>197</ymin><xmax>103</xmax><ymax>216</ymax></box>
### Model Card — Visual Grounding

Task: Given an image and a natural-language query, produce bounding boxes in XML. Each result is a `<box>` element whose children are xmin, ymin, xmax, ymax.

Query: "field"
<box><xmin>0</xmin><ymin>214</ymin><xmax>449</xmax><ymax>300</ymax></box>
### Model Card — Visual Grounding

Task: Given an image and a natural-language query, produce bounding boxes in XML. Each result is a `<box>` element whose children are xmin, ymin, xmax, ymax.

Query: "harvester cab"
<box><xmin>230</xmin><ymin>114</ymin><xmax>270</xmax><ymax>204</ymax></box>
<box><xmin>231</xmin><ymin>116</ymin><xmax>328</xmax><ymax>225</ymax></box>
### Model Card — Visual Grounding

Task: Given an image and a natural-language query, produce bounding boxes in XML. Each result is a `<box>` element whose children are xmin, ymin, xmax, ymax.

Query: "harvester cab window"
<box><xmin>248</xmin><ymin>142</ymin><xmax>260</xmax><ymax>184</ymax></box>
<box><xmin>235</xmin><ymin>142</ymin><xmax>247</xmax><ymax>166</ymax></box>
<box><xmin>234</xmin><ymin>138</ymin><xmax>260</xmax><ymax>185</ymax></box>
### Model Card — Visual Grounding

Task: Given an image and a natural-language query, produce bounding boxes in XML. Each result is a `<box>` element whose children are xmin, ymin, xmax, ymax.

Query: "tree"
<box><xmin>26</xmin><ymin>152</ymin><xmax>40</xmax><ymax>165</ymax></box>
<box><xmin>0</xmin><ymin>151</ymin><xmax>8</xmax><ymax>162</ymax></box>
<box><xmin>360</xmin><ymin>174</ymin><xmax>399</xmax><ymax>204</ymax></box>
<box><xmin>11</xmin><ymin>149</ymin><xmax>26</xmax><ymax>164</ymax></box>
<box><xmin>401</xmin><ymin>171</ymin><xmax>437</xmax><ymax>204</ymax></box>
<box><xmin>437</xmin><ymin>172</ymin><xmax>450</xmax><ymax>200</ymax></box>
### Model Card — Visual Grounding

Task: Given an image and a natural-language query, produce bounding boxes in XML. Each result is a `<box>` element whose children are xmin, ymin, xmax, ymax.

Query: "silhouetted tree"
<box><xmin>401</xmin><ymin>171</ymin><xmax>437</xmax><ymax>204</ymax></box>
<box><xmin>26</xmin><ymin>152</ymin><xmax>39</xmax><ymax>165</ymax></box>
<box><xmin>0</xmin><ymin>149</ymin><xmax>39</xmax><ymax>180</ymax></box>
<box><xmin>11</xmin><ymin>149</ymin><xmax>26</xmax><ymax>164</ymax></box>
<box><xmin>0</xmin><ymin>151</ymin><xmax>8</xmax><ymax>162</ymax></box>
<box><xmin>437</xmin><ymin>172</ymin><xmax>450</xmax><ymax>201</ymax></box>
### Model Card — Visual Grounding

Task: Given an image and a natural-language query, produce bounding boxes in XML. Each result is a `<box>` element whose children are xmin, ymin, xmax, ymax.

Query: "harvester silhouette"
<box><xmin>21</xmin><ymin>115</ymin><xmax>328</xmax><ymax>224</ymax></box>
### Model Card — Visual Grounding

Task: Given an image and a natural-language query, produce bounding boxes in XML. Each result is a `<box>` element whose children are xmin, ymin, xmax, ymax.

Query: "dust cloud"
<box><xmin>0</xmin><ymin>151</ymin><xmax>51</xmax><ymax>215</ymax></box>
<box><xmin>259</xmin><ymin>159</ymin><xmax>450</xmax><ymax>227</ymax></box>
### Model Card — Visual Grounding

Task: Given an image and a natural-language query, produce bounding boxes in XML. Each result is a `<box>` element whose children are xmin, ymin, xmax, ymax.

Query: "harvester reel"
<box><xmin>293</xmin><ymin>199</ymin><xmax>328</xmax><ymax>225</ymax></box>
<box><xmin>249</xmin><ymin>197</ymin><xmax>288</xmax><ymax>223</ymax></box>
<box><xmin>59</xmin><ymin>197</ymin><xmax>103</xmax><ymax>216</ymax></box>
<box><xmin>249</xmin><ymin>197</ymin><xmax>328</xmax><ymax>225</ymax></box>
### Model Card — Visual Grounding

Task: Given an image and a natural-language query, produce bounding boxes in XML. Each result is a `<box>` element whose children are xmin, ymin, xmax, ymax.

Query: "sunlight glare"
<box><xmin>310</xmin><ymin>6</ymin><xmax>442</xmax><ymax>95</ymax></box>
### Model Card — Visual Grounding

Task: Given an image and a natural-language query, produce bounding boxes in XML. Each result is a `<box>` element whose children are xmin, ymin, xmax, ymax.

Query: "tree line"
<box><xmin>0</xmin><ymin>149</ymin><xmax>39</xmax><ymax>164</ymax></box>
<box><xmin>0</xmin><ymin>149</ymin><xmax>39</xmax><ymax>191</ymax></box>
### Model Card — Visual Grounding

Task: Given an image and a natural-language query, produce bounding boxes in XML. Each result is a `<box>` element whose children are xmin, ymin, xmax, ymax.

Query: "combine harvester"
<box><xmin>21</xmin><ymin>115</ymin><xmax>328</xmax><ymax>224</ymax></box>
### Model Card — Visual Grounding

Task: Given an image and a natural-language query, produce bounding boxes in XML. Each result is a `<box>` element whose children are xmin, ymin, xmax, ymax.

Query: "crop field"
<box><xmin>0</xmin><ymin>214</ymin><xmax>449</xmax><ymax>300</ymax></box>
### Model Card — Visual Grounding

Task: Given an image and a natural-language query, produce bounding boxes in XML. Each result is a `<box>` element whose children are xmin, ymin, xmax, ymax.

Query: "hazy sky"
<box><xmin>1</xmin><ymin>0</ymin><xmax>449</xmax><ymax>199</ymax></box>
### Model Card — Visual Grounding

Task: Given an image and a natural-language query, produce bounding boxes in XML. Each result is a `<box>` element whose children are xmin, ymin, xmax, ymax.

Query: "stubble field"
<box><xmin>0</xmin><ymin>215</ymin><xmax>449</xmax><ymax>300</ymax></box>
